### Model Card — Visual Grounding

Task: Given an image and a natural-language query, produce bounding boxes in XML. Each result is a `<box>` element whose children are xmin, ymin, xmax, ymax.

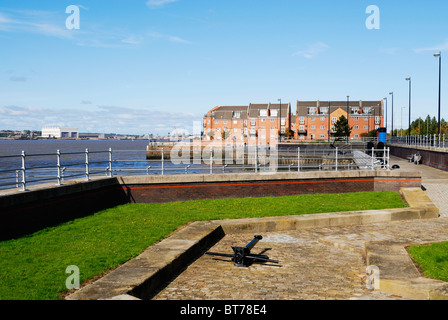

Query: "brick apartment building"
<box><xmin>203</xmin><ymin>100</ymin><xmax>383</xmax><ymax>144</ymax></box>
<box><xmin>203</xmin><ymin>102</ymin><xmax>291</xmax><ymax>145</ymax></box>
<box><xmin>296</xmin><ymin>100</ymin><xmax>384</xmax><ymax>140</ymax></box>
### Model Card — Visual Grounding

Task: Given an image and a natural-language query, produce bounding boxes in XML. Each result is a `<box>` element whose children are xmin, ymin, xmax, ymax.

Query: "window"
<box><xmin>354</xmin><ymin>117</ymin><xmax>359</xmax><ymax>121</ymax></box>
<box><xmin>299</xmin><ymin>125</ymin><xmax>305</xmax><ymax>131</ymax></box>
<box><xmin>308</xmin><ymin>107</ymin><xmax>317</xmax><ymax>115</ymax></box>
<box><xmin>351</xmin><ymin>107</ymin><xmax>360</xmax><ymax>115</ymax></box>
<box><xmin>281</xmin><ymin>119</ymin><xmax>285</xmax><ymax>125</ymax></box>
<box><xmin>234</xmin><ymin>128</ymin><xmax>238</xmax><ymax>133</ymax></box>
<box><xmin>251</xmin><ymin>119</ymin><xmax>255</xmax><ymax>126</ymax></box>
<box><xmin>332</xmin><ymin>117</ymin><xmax>337</xmax><ymax>124</ymax></box>
<box><xmin>234</xmin><ymin>111</ymin><xmax>241</xmax><ymax>118</ymax></box>
<box><xmin>271</xmin><ymin>118</ymin><xmax>275</xmax><ymax>122</ymax></box>
<box><xmin>207</xmin><ymin>120</ymin><xmax>210</xmax><ymax>124</ymax></box>
<box><xmin>320</xmin><ymin>116</ymin><xmax>325</xmax><ymax>121</ymax></box>
<box><xmin>244</xmin><ymin>120</ymin><xmax>247</xmax><ymax>126</ymax></box>
<box><xmin>223</xmin><ymin>120</ymin><xmax>228</xmax><ymax>125</ymax></box>
<box><xmin>261</xmin><ymin>118</ymin><xmax>265</xmax><ymax>122</ymax></box>
<box><xmin>354</xmin><ymin>134</ymin><xmax>359</xmax><ymax>138</ymax></box>
<box><xmin>311</xmin><ymin>125</ymin><xmax>315</xmax><ymax>130</ymax></box>
<box><xmin>375</xmin><ymin>116</ymin><xmax>380</xmax><ymax>124</ymax></box>
<box><xmin>364</xmin><ymin>125</ymin><xmax>369</xmax><ymax>130</ymax></box>
<box><xmin>320</xmin><ymin>134</ymin><xmax>325</xmax><ymax>138</ymax></box>
<box><xmin>363</xmin><ymin>107</ymin><xmax>372</xmax><ymax>114</ymax></box>
<box><xmin>364</xmin><ymin>117</ymin><xmax>369</xmax><ymax>121</ymax></box>
<box><xmin>354</xmin><ymin>125</ymin><xmax>359</xmax><ymax>130</ymax></box>
<box><xmin>310</xmin><ymin>117</ymin><xmax>315</xmax><ymax>121</ymax></box>
<box><xmin>300</xmin><ymin>117</ymin><xmax>305</xmax><ymax>124</ymax></box>
<box><xmin>320</xmin><ymin>107</ymin><xmax>329</xmax><ymax>114</ymax></box>
<box><xmin>281</xmin><ymin>127</ymin><xmax>285</xmax><ymax>133</ymax></box>
<box><xmin>271</xmin><ymin>110</ymin><xmax>278</xmax><ymax>117</ymax></box>
<box><xmin>320</xmin><ymin>125</ymin><xmax>325</xmax><ymax>130</ymax></box>
<box><xmin>271</xmin><ymin>126</ymin><xmax>275</xmax><ymax>130</ymax></box>
<box><xmin>215</xmin><ymin>120</ymin><xmax>219</xmax><ymax>124</ymax></box>
<box><xmin>233</xmin><ymin>120</ymin><xmax>237</xmax><ymax>124</ymax></box>
<box><xmin>260</xmin><ymin>109</ymin><xmax>268</xmax><ymax>117</ymax></box>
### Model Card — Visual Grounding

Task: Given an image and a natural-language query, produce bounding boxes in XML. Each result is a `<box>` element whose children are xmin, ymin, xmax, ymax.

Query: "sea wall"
<box><xmin>0</xmin><ymin>170</ymin><xmax>421</xmax><ymax>240</ymax></box>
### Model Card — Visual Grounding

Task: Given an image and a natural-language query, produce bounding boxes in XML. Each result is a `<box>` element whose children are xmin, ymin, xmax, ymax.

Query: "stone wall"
<box><xmin>0</xmin><ymin>170</ymin><xmax>421</xmax><ymax>241</ymax></box>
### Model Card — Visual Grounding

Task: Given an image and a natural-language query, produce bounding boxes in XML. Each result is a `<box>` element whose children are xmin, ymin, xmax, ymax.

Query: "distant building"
<box><xmin>42</xmin><ymin>127</ymin><xmax>79</xmax><ymax>139</ymax></box>
<box><xmin>203</xmin><ymin>102</ymin><xmax>291</xmax><ymax>145</ymax></box>
<box><xmin>295</xmin><ymin>100</ymin><xmax>384</xmax><ymax>140</ymax></box>
<box><xmin>203</xmin><ymin>99</ymin><xmax>384</xmax><ymax>143</ymax></box>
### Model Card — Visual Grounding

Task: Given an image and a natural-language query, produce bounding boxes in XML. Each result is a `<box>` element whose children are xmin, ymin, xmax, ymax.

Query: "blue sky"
<box><xmin>1</xmin><ymin>0</ymin><xmax>447</xmax><ymax>135</ymax></box>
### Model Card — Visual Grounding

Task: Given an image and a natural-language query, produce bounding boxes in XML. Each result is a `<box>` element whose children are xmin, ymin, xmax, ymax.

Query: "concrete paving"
<box><xmin>151</xmin><ymin>158</ymin><xmax>448</xmax><ymax>300</ymax></box>
<box><xmin>152</xmin><ymin>218</ymin><xmax>448</xmax><ymax>300</ymax></box>
<box><xmin>389</xmin><ymin>155</ymin><xmax>448</xmax><ymax>217</ymax></box>
<box><xmin>66</xmin><ymin>156</ymin><xmax>448</xmax><ymax>300</ymax></box>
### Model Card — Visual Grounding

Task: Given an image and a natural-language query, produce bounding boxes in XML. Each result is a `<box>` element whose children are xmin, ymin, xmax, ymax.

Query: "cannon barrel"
<box><xmin>245</xmin><ymin>235</ymin><xmax>262</xmax><ymax>251</ymax></box>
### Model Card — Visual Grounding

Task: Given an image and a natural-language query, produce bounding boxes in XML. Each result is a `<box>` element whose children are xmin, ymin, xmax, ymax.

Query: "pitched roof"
<box><xmin>296</xmin><ymin>100</ymin><xmax>382</xmax><ymax>116</ymax></box>
<box><xmin>209</xmin><ymin>106</ymin><xmax>248</xmax><ymax>120</ymax></box>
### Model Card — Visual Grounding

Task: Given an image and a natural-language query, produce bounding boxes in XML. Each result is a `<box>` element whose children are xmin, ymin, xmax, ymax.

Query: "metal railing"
<box><xmin>388</xmin><ymin>134</ymin><xmax>446</xmax><ymax>149</ymax></box>
<box><xmin>0</xmin><ymin>146</ymin><xmax>391</xmax><ymax>191</ymax></box>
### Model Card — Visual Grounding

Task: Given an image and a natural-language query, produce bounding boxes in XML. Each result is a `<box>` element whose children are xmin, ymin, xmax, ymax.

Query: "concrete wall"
<box><xmin>0</xmin><ymin>170</ymin><xmax>421</xmax><ymax>241</ymax></box>
<box><xmin>389</xmin><ymin>145</ymin><xmax>448</xmax><ymax>171</ymax></box>
<box><xmin>0</xmin><ymin>178</ymin><xmax>129</xmax><ymax>241</ymax></box>
<box><xmin>118</xmin><ymin>171</ymin><xmax>421</xmax><ymax>204</ymax></box>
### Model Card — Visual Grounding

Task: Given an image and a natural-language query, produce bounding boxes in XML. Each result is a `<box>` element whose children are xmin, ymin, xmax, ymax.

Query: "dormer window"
<box><xmin>308</xmin><ymin>107</ymin><xmax>317</xmax><ymax>115</ymax></box>
<box><xmin>259</xmin><ymin>109</ymin><xmax>268</xmax><ymax>117</ymax></box>
<box><xmin>363</xmin><ymin>107</ymin><xmax>372</xmax><ymax>114</ymax></box>
<box><xmin>234</xmin><ymin>111</ymin><xmax>241</xmax><ymax>119</ymax></box>
<box><xmin>320</xmin><ymin>107</ymin><xmax>329</xmax><ymax>115</ymax></box>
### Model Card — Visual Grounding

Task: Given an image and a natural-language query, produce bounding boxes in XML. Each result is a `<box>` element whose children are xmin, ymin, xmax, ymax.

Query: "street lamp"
<box><xmin>434</xmin><ymin>52</ymin><xmax>442</xmax><ymax>136</ymax></box>
<box><xmin>346</xmin><ymin>95</ymin><xmax>350</xmax><ymax>141</ymax></box>
<box><xmin>406</xmin><ymin>77</ymin><xmax>411</xmax><ymax>137</ymax></box>
<box><xmin>389</xmin><ymin>92</ymin><xmax>394</xmax><ymax>137</ymax></box>
<box><xmin>383</xmin><ymin>97</ymin><xmax>387</xmax><ymax>133</ymax></box>
<box><xmin>278</xmin><ymin>98</ymin><xmax>282</xmax><ymax>142</ymax></box>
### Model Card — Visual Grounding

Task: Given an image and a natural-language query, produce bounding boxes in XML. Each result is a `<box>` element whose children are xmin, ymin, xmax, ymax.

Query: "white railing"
<box><xmin>0</xmin><ymin>146</ymin><xmax>390</xmax><ymax>191</ymax></box>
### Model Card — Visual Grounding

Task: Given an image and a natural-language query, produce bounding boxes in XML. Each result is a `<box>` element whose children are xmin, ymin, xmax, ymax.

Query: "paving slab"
<box><xmin>152</xmin><ymin>218</ymin><xmax>448</xmax><ymax>300</ymax></box>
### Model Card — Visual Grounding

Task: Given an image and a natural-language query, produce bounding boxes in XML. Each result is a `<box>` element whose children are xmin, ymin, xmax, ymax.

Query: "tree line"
<box><xmin>390</xmin><ymin>115</ymin><xmax>447</xmax><ymax>137</ymax></box>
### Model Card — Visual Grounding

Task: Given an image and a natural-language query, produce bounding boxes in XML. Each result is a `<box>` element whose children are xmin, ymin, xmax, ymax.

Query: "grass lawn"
<box><xmin>408</xmin><ymin>242</ymin><xmax>448</xmax><ymax>282</ymax></box>
<box><xmin>0</xmin><ymin>191</ymin><xmax>406</xmax><ymax>300</ymax></box>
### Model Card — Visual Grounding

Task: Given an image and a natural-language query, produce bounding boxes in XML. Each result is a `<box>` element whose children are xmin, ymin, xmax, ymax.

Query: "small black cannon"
<box><xmin>206</xmin><ymin>235</ymin><xmax>279</xmax><ymax>267</ymax></box>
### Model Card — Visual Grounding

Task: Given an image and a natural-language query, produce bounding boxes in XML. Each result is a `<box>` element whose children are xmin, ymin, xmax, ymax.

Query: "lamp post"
<box><xmin>389</xmin><ymin>92</ymin><xmax>394</xmax><ymax>137</ymax></box>
<box><xmin>346</xmin><ymin>95</ymin><xmax>350</xmax><ymax>141</ymax></box>
<box><xmin>406</xmin><ymin>77</ymin><xmax>411</xmax><ymax>137</ymax></box>
<box><xmin>434</xmin><ymin>52</ymin><xmax>442</xmax><ymax>136</ymax></box>
<box><xmin>278</xmin><ymin>98</ymin><xmax>282</xmax><ymax>142</ymax></box>
<box><xmin>384</xmin><ymin>97</ymin><xmax>387</xmax><ymax>133</ymax></box>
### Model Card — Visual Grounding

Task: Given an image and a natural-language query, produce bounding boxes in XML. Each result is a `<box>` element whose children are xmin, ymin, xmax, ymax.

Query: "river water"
<box><xmin>0</xmin><ymin>139</ymin><xmax>206</xmax><ymax>190</ymax></box>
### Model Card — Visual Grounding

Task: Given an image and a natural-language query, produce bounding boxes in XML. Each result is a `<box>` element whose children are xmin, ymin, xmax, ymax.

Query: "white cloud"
<box><xmin>414</xmin><ymin>39</ymin><xmax>448</xmax><ymax>53</ymax></box>
<box><xmin>0</xmin><ymin>10</ymin><xmax>73</xmax><ymax>39</ymax></box>
<box><xmin>0</xmin><ymin>104</ymin><xmax>202</xmax><ymax>134</ymax></box>
<box><xmin>292</xmin><ymin>42</ymin><xmax>330</xmax><ymax>59</ymax></box>
<box><xmin>146</xmin><ymin>0</ymin><xmax>180</xmax><ymax>8</ymax></box>
<box><xmin>148</xmin><ymin>31</ymin><xmax>192</xmax><ymax>44</ymax></box>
